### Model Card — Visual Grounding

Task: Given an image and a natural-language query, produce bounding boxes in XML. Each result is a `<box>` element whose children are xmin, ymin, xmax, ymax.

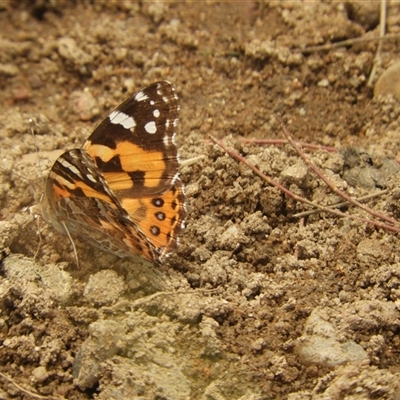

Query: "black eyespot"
<box><xmin>150</xmin><ymin>226</ymin><xmax>161</xmax><ymax>236</ymax></box>
<box><xmin>155</xmin><ymin>212</ymin><xmax>166</xmax><ymax>221</ymax></box>
<box><xmin>152</xmin><ymin>198</ymin><xmax>164</xmax><ymax>207</ymax></box>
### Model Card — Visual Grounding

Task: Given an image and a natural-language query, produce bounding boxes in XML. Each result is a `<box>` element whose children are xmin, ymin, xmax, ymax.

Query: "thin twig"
<box><xmin>181</xmin><ymin>155</ymin><xmax>206</xmax><ymax>167</ymax></box>
<box><xmin>293</xmin><ymin>190</ymin><xmax>389</xmax><ymax>218</ymax></box>
<box><xmin>280</xmin><ymin>123</ymin><xmax>400</xmax><ymax>229</ymax></box>
<box><xmin>238</xmin><ymin>138</ymin><xmax>337</xmax><ymax>152</ymax></box>
<box><xmin>0</xmin><ymin>372</ymin><xmax>64</xmax><ymax>400</ymax></box>
<box><xmin>368</xmin><ymin>0</ymin><xmax>387</xmax><ymax>87</ymax></box>
<box><xmin>210</xmin><ymin>136</ymin><xmax>321</xmax><ymax>206</ymax></box>
<box><xmin>301</xmin><ymin>32</ymin><xmax>398</xmax><ymax>54</ymax></box>
<box><xmin>210</xmin><ymin>136</ymin><xmax>399</xmax><ymax>232</ymax></box>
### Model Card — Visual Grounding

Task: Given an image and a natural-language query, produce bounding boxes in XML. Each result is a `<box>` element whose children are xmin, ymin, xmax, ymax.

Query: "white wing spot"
<box><xmin>171</xmin><ymin>172</ymin><xmax>179</xmax><ymax>184</ymax></box>
<box><xmin>86</xmin><ymin>174</ymin><xmax>96</xmax><ymax>183</ymax></box>
<box><xmin>163</xmin><ymin>136</ymin><xmax>170</xmax><ymax>146</ymax></box>
<box><xmin>150</xmin><ymin>100</ymin><xmax>155</xmax><ymax>105</ymax></box>
<box><xmin>58</xmin><ymin>158</ymin><xmax>71</xmax><ymax>169</ymax></box>
<box><xmin>145</xmin><ymin>121</ymin><xmax>157</xmax><ymax>134</ymax></box>
<box><xmin>109</xmin><ymin>110</ymin><xmax>136</xmax><ymax>129</ymax></box>
<box><xmin>58</xmin><ymin>159</ymin><xmax>82</xmax><ymax>179</ymax></box>
<box><xmin>69</xmin><ymin>165</ymin><xmax>81</xmax><ymax>178</ymax></box>
<box><xmin>153</xmin><ymin>109</ymin><xmax>160</xmax><ymax>118</ymax></box>
<box><xmin>135</xmin><ymin>91</ymin><xmax>148</xmax><ymax>102</ymax></box>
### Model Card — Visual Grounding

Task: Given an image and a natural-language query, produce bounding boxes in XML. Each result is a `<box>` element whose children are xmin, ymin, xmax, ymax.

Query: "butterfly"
<box><xmin>40</xmin><ymin>81</ymin><xmax>186</xmax><ymax>264</ymax></box>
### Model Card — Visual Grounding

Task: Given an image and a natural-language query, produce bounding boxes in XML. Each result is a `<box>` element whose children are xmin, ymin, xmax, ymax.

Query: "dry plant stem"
<box><xmin>293</xmin><ymin>190</ymin><xmax>389</xmax><ymax>218</ymax></box>
<box><xmin>209</xmin><ymin>136</ymin><xmax>399</xmax><ymax>232</ymax></box>
<box><xmin>239</xmin><ymin>138</ymin><xmax>336</xmax><ymax>152</ymax></box>
<box><xmin>368</xmin><ymin>0</ymin><xmax>387</xmax><ymax>87</ymax></box>
<box><xmin>0</xmin><ymin>372</ymin><xmax>64</xmax><ymax>400</ymax></box>
<box><xmin>280</xmin><ymin>123</ymin><xmax>400</xmax><ymax>229</ymax></box>
<box><xmin>301</xmin><ymin>32</ymin><xmax>399</xmax><ymax>54</ymax></box>
<box><xmin>181</xmin><ymin>155</ymin><xmax>206</xmax><ymax>167</ymax></box>
<box><xmin>209</xmin><ymin>137</ymin><xmax>319</xmax><ymax>205</ymax></box>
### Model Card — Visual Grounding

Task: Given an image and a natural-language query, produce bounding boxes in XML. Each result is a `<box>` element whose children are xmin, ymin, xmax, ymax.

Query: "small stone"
<box><xmin>374</xmin><ymin>60</ymin><xmax>400</xmax><ymax>100</ymax></box>
<box><xmin>297</xmin><ymin>336</ymin><xmax>368</xmax><ymax>367</ymax></box>
<box><xmin>0</xmin><ymin>63</ymin><xmax>19</xmax><ymax>77</ymax></box>
<box><xmin>251</xmin><ymin>338</ymin><xmax>266</xmax><ymax>351</ymax></box>
<box><xmin>317</xmin><ymin>78</ymin><xmax>329</xmax><ymax>87</ymax></box>
<box><xmin>31</xmin><ymin>366</ymin><xmax>48</xmax><ymax>383</ymax></box>
<box><xmin>344</xmin><ymin>2</ymin><xmax>380</xmax><ymax>30</ymax></box>
<box><xmin>281</xmin><ymin>162</ymin><xmax>309</xmax><ymax>188</ymax></box>
<box><xmin>58</xmin><ymin>37</ymin><xmax>93</xmax><ymax>66</ymax></box>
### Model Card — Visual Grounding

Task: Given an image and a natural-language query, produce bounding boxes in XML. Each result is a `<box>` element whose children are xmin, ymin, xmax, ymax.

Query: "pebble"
<box><xmin>31</xmin><ymin>366</ymin><xmax>49</xmax><ymax>383</ymax></box>
<box><xmin>374</xmin><ymin>60</ymin><xmax>400</xmax><ymax>100</ymax></box>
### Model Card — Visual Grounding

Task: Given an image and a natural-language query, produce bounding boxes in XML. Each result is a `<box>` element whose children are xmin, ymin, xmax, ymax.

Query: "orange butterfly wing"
<box><xmin>43</xmin><ymin>81</ymin><xmax>186</xmax><ymax>263</ymax></box>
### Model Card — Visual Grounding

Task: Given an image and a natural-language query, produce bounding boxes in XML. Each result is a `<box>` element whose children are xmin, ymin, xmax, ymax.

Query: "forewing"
<box><xmin>82</xmin><ymin>80</ymin><xmax>180</xmax><ymax>198</ymax></box>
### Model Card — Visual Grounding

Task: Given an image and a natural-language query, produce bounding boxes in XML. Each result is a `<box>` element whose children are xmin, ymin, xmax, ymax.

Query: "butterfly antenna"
<box><xmin>33</xmin><ymin>214</ymin><xmax>43</xmax><ymax>260</ymax></box>
<box><xmin>0</xmin><ymin>120</ymin><xmax>44</xmax><ymax>260</ymax></box>
<box><xmin>27</xmin><ymin>118</ymin><xmax>50</xmax><ymax>261</ymax></box>
<box><xmin>29</xmin><ymin>118</ymin><xmax>47</xmax><ymax>188</ymax></box>
<box><xmin>62</xmin><ymin>222</ymin><xmax>80</xmax><ymax>268</ymax></box>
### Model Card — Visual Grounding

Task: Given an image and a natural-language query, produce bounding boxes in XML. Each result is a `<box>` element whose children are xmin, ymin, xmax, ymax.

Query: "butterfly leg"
<box><xmin>62</xmin><ymin>221</ymin><xmax>80</xmax><ymax>268</ymax></box>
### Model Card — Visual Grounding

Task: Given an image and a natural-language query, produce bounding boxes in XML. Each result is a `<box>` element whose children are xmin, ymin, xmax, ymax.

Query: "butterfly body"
<box><xmin>42</xmin><ymin>81</ymin><xmax>186</xmax><ymax>264</ymax></box>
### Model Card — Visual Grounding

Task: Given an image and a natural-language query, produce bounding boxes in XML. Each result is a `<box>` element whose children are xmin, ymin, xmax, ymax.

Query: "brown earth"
<box><xmin>1</xmin><ymin>1</ymin><xmax>400</xmax><ymax>399</ymax></box>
